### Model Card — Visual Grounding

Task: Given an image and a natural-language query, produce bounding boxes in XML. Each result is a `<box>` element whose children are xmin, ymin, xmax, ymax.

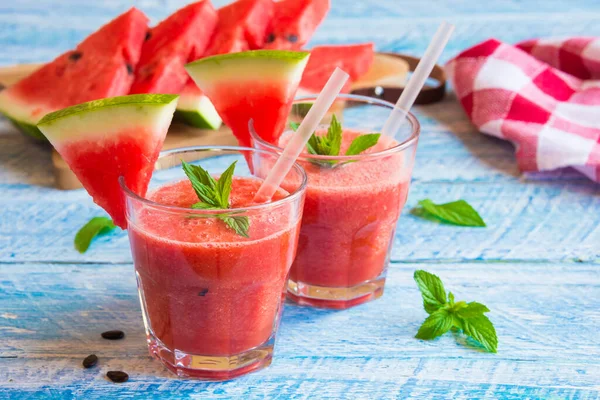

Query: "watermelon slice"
<box><xmin>205</xmin><ymin>0</ymin><xmax>274</xmax><ymax>55</ymax></box>
<box><xmin>175</xmin><ymin>80</ymin><xmax>222</xmax><ymax>130</ymax></box>
<box><xmin>299</xmin><ymin>43</ymin><xmax>375</xmax><ymax>94</ymax></box>
<box><xmin>185</xmin><ymin>50</ymin><xmax>309</xmax><ymax>147</ymax></box>
<box><xmin>37</xmin><ymin>94</ymin><xmax>178</xmax><ymax>229</ymax></box>
<box><xmin>130</xmin><ymin>1</ymin><xmax>217</xmax><ymax>95</ymax></box>
<box><xmin>263</xmin><ymin>0</ymin><xmax>329</xmax><ymax>50</ymax></box>
<box><xmin>0</xmin><ymin>8</ymin><xmax>149</xmax><ymax>140</ymax></box>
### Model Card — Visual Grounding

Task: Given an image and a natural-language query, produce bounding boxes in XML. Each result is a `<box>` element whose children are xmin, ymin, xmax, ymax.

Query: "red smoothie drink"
<box><xmin>122</xmin><ymin>148</ymin><xmax>306</xmax><ymax>380</ymax></box>
<box><xmin>252</xmin><ymin>95</ymin><xmax>420</xmax><ymax>309</ymax></box>
<box><xmin>284</xmin><ymin>131</ymin><xmax>408</xmax><ymax>283</ymax></box>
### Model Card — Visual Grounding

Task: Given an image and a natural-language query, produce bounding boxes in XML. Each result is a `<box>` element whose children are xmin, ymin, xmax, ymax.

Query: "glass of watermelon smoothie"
<box><xmin>252</xmin><ymin>94</ymin><xmax>420</xmax><ymax>309</ymax></box>
<box><xmin>121</xmin><ymin>146</ymin><xmax>307</xmax><ymax>380</ymax></box>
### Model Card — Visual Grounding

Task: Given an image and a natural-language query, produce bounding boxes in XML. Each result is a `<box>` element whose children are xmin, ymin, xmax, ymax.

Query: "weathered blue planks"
<box><xmin>1</xmin><ymin>0</ymin><xmax>600</xmax><ymax>398</ymax></box>
<box><xmin>1</xmin><ymin>262</ymin><xmax>599</xmax><ymax>399</ymax></box>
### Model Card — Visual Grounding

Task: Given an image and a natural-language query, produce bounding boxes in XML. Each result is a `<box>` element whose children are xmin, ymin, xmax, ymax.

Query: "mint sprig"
<box><xmin>182</xmin><ymin>160</ymin><xmax>250</xmax><ymax>238</ymax></box>
<box><xmin>289</xmin><ymin>116</ymin><xmax>381</xmax><ymax>166</ymax></box>
<box><xmin>413</xmin><ymin>199</ymin><xmax>486</xmax><ymax>227</ymax></box>
<box><xmin>414</xmin><ymin>270</ymin><xmax>498</xmax><ymax>353</ymax></box>
<box><xmin>74</xmin><ymin>217</ymin><xmax>116</xmax><ymax>253</ymax></box>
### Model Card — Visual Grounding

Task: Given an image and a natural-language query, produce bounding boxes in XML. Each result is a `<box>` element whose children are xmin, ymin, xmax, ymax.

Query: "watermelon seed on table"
<box><xmin>106</xmin><ymin>371</ymin><xmax>129</xmax><ymax>383</ymax></box>
<box><xmin>82</xmin><ymin>354</ymin><xmax>98</xmax><ymax>369</ymax></box>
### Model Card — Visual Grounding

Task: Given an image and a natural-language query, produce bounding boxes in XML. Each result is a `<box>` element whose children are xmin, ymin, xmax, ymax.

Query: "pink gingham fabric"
<box><xmin>446</xmin><ymin>38</ymin><xmax>600</xmax><ymax>182</ymax></box>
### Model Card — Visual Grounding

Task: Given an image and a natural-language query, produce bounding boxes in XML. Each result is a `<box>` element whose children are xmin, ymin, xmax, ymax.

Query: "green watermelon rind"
<box><xmin>185</xmin><ymin>50</ymin><xmax>310</xmax><ymax>83</ymax></box>
<box><xmin>38</xmin><ymin>94</ymin><xmax>179</xmax><ymax>127</ymax></box>
<box><xmin>187</xmin><ymin>49</ymin><xmax>310</xmax><ymax>67</ymax></box>
<box><xmin>175</xmin><ymin>93</ymin><xmax>222</xmax><ymax>130</ymax></box>
<box><xmin>175</xmin><ymin>109</ymin><xmax>221</xmax><ymax>130</ymax></box>
<box><xmin>4</xmin><ymin>115</ymin><xmax>46</xmax><ymax>141</ymax></box>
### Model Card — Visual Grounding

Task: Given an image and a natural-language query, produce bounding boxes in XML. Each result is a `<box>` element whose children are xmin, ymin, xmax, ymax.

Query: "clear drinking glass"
<box><xmin>120</xmin><ymin>146</ymin><xmax>307</xmax><ymax>380</ymax></box>
<box><xmin>252</xmin><ymin>94</ymin><xmax>420</xmax><ymax>309</ymax></box>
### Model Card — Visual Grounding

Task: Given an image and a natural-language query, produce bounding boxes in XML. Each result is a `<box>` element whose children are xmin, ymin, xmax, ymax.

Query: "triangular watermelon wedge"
<box><xmin>0</xmin><ymin>8</ymin><xmax>149</xmax><ymax>141</ymax></box>
<box><xmin>185</xmin><ymin>50</ymin><xmax>310</xmax><ymax>148</ymax></box>
<box><xmin>37</xmin><ymin>94</ymin><xmax>178</xmax><ymax>229</ymax></box>
<box><xmin>130</xmin><ymin>1</ymin><xmax>217</xmax><ymax>95</ymax></box>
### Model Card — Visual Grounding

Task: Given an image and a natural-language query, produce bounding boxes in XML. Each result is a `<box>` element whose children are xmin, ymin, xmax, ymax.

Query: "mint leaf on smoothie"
<box><xmin>74</xmin><ymin>217</ymin><xmax>116</xmax><ymax>253</ymax></box>
<box><xmin>413</xmin><ymin>199</ymin><xmax>486</xmax><ymax>227</ymax></box>
<box><xmin>345</xmin><ymin>133</ymin><xmax>381</xmax><ymax>156</ymax></box>
<box><xmin>303</xmin><ymin>114</ymin><xmax>381</xmax><ymax>165</ymax></box>
<box><xmin>182</xmin><ymin>160</ymin><xmax>250</xmax><ymax>238</ymax></box>
<box><xmin>414</xmin><ymin>270</ymin><xmax>498</xmax><ymax>353</ymax></box>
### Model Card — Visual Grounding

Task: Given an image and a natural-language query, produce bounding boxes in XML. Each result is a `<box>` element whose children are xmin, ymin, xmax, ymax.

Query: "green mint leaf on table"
<box><xmin>182</xmin><ymin>160</ymin><xmax>250</xmax><ymax>238</ymax></box>
<box><xmin>414</xmin><ymin>199</ymin><xmax>486</xmax><ymax>227</ymax></box>
<box><xmin>460</xmin><ymin>314</ymin><xmax>498</xmax><ymax>354</ymax></box>
<box><xmin>413</xmin><ymin>270</ymin><xmax>498</xmax><ymax>353</ymax></box>
<box><xmin>414</xmin><ymin>270</ymin><xmax>447</xmax><ymax>314</ymax></box>
<box><xmin>415</xmin><ymin>309</ymin><xmax>454</xmax><ymax>340</ymax></box>
<box><xmin>74</xmin><ymin>217</ymin><xmax>116</xmax><ymax>253</ymax></box>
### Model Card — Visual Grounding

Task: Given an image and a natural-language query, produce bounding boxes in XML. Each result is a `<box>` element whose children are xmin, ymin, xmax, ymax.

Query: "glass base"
<box><xmin>147</xmin><ymin>331</ymin><xmax>274</xmax><ymax>381</ymax></box>
<box><xmin>287</xmin><ymin>277</ymin><xmax>385</xmax><ymax>309</ymax></box>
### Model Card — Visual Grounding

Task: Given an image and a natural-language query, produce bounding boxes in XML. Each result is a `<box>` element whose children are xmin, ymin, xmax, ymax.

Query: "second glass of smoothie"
<box><xmin>121</xmin><ymin>146</ymin><xmax>307</xmax><ymax>380</ymax></box>
<box><xmin>252</xmin><ymin>94</ymin><xmax>420</xmax><ymax>309</ymax></box>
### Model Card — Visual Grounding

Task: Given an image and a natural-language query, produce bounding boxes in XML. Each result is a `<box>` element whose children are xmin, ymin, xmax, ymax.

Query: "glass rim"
<box><xmin>119</xmin><ymin>145</ymin><xmax>308</xmax><ymax>215</ymax></box>
<box><xmin>251</xmin><ymin>93</ymin><xmax>421</xmax><ymax>162</ymax></box>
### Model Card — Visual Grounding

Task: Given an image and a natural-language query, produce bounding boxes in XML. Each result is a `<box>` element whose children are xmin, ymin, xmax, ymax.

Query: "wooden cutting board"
<box><xmin>0</xmin><ymin>53</ymin><xmax>410</xmax><ymax>190</ymax></box>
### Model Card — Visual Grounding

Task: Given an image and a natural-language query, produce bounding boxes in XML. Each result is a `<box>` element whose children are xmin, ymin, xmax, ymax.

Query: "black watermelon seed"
<box><xmin>198</xmin><ymin>288</ymin><xmax>209</xmax><ymax>296</ymax></box>
<box><xmin>101</xmin><ymin>330</ymin><xmax>125</xmax><ymax>340</ymax></box>
<box><xmin>265</xmin><ymin>33</ymin><xmax>276</xmax><ymax>43</ymax></box>
<box><xmin>126</xmin><ymin>63</ymin><xmax>134</xmax><ymax>75</ymax></box>
<box><xmin>287</xmin><ymin>34</ymin><xmax>299</xmax><ymax>43</ymax></box>
<box><xmin>0</xmin><ymin>83</ymin><xmax>5</xmax><ymax>92</ymax></box>
<box><xmin>107</xmin><ymin>371</ymin><xmax>129</xmax><ymax>383</ymax></box>
<box><xmin>145</xmin><ymin>31</ymin><xmax>152</xmax><ymax>41</ymax></box>
<box><xmin>82</xmin><ymin>354</ymin><xmax>98</xmax><ymax>369</ymax></box>
<box><xmin>69</xmin><ymin>51</ymin><xmax>82</xmax><ymax>61</ymax></box>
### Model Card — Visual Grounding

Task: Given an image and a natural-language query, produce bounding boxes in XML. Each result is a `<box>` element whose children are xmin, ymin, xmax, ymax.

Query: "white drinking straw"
<box><xmin>254</xmin><ymin>67</ymin><xmax>350</xmax><ymax>202</ymax></box>
<box><xmin>381</xmin><ymin>21</ymin><xmax>455</xmax><ymax>137</ymax></box>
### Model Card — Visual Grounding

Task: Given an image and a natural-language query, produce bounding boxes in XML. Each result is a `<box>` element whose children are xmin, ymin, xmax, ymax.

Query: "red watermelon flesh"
<box><xmin>205</xmin><ymin>0</ymin><xmax>274</xmax><ymax>56</ymax></box>
<box><xmin>0</xmin><ymin>8</ymin><xmax>148</xmax><ymax>137</ymax></box>
<box><xmin>299</xmin><ymin>43</ymin><xmax>375</xmax><ymax>94</ymax></box>
<box><xmin>185</xmin><ymin>51</ymin><xmax>310</xmax><ymax>148</ymax></box>
<box><xmin>37</xmin><ymin>95</ymin><xmax>179</xmax><ymax>229</ymax></box>
<box><xmin>263</xmin><ymin>0</ymin><xmax>329</xmax><ymax>50</ymax></box>
<box><xmin>130</xmin><ymin>1</ymin><xmax>217</xmax><ymax>94</ymax></box>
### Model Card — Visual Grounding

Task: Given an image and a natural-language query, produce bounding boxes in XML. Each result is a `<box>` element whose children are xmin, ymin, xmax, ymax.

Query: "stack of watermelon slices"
<box><xmin>0</xmin><ymin>0</ymin><xmax>376</xmax><ymax>142</ymax></box>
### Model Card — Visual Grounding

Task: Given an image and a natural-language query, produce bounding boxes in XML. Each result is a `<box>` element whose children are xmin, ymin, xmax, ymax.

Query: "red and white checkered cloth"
<box><xmin>446</xmin><ymin>38</ymin><xmax>600</xmax><ymax>182</ymax></box>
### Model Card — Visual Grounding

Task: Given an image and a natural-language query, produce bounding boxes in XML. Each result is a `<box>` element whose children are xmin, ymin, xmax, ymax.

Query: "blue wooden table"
<box><xmin>1</xmin><ymin>1</ymin><xmax>600</xmax><ymax>399</ymax></box>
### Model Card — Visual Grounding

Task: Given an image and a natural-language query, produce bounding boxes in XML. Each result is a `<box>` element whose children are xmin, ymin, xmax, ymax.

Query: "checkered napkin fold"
<box><xmin>446</xmin><ymin>38</ymin><xmax>600</xmax><ymax>182</ymax></box>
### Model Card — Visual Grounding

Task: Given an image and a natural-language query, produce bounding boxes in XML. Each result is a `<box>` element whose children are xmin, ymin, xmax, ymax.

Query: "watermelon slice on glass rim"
<box><xmin>185</xmin><ymin>50</ymin><xmax>310</xmax><ymax>148</ymax></box>
<box><xmin>37</xmin><ymin>94</ymin><xmax>178</xmax><ymax>229</ymax></box>
<box><xmin>0</xmin><ymin>8</ymin><xmax>149</xmax><ymax>141</ymax></box>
